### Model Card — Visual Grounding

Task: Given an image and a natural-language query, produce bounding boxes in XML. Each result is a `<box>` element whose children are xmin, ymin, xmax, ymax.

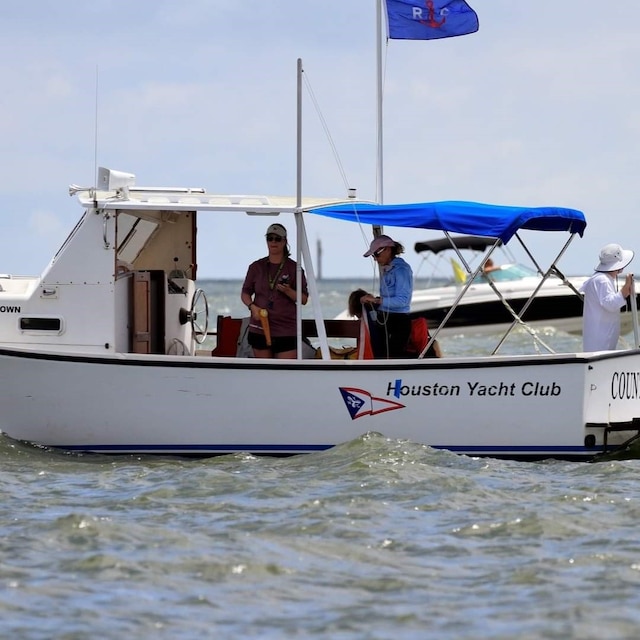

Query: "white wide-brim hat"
<box><xmin>595</xmin><ymin>243</ymin><xmax>634</xmax><ymax>272</ymax></box>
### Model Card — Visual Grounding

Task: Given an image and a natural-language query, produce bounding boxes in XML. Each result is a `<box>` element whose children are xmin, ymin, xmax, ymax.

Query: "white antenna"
<box><xmin>94</xmin><ymin>66</ymin><xmax>99</xmax><ymax>188</ymax></box>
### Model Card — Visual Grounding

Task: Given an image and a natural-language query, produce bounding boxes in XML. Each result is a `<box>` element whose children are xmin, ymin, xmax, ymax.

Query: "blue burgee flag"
<box><xmin>385</xmin><ymin>0</ymin><xmax>479</xmax><ymax>40</ymax></box>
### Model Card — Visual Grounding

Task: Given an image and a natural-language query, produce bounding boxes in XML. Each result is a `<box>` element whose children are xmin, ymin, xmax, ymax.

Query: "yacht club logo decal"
<box><xmin>339</xmin><ymin>387</ymin><xmax>405</xmax><ymax>420</ymax></box>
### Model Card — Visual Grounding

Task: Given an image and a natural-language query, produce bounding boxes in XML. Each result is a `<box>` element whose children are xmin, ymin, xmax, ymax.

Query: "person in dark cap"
<box><xmin>579</xmin><ymin>243</ymin><xmax>634</xmax><ymax>351</ymax></box>
<box><xmin>360</xmin><ymin>234</ymin><xmax>413</xmax><ymax>358</ymax></box>
<box><xmin>240</xmin><ymin>223</ymin><xmax>308</xmax><ymax>358</ymax></box>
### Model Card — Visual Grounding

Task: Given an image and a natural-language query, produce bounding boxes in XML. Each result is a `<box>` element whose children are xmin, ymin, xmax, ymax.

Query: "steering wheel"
<box><xmin>179</xmin><ymin>288</ymin><xmax>209</xmax><ymax>344</ymax></box>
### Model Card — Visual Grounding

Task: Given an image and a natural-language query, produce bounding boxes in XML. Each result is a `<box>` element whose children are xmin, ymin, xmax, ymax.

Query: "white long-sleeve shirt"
<box><xmin>579</xmin><ymin>272</ymin><xmax>626</xmax><ymax>351</ymax></box>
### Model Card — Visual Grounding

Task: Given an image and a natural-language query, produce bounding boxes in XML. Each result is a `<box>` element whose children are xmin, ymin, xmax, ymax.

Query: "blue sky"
<box><xmin>2</xmin><ymin>1</ymin><xmax>640</xmax><ymax>280</ymax></box>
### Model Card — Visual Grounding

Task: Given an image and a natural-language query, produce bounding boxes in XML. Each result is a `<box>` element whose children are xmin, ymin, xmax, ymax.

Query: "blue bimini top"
<box><xmin>308</xmin><ymin>200</ymin><xmax>586</xmax><ymax>244</ymax></box>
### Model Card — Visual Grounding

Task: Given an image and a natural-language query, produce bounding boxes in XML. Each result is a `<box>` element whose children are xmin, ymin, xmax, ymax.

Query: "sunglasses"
<box><xmin>373</xmin><ymin>247</ymin><xmax>388</xmax><ymax>257</ymax></box>
<box><xmin>266</xmin><ymin>235</ymin><xmax>284</xmax><ymax>242</ymax></box>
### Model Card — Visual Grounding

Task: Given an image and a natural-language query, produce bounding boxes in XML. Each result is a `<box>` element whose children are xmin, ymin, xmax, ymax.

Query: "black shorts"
<box><xmin>248</xmin><ymin>332</ymin><xmax>297</xmax><ymax>354</ymax></box>
<box><xmin>370</xmin><ymin>311</ymin><xmax>412</xmax><ymax>359</ymax></box>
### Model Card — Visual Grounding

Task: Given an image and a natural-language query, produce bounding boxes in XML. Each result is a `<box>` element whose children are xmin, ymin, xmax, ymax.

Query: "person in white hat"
<box><xmin>579</xmin><ymin>243</ymin><xmax>635</xmax><ymax>351</ymax></box>
<box><xmin>360</xmin><ymin>234</ymin><xmax>414</xmax><ymax>358</ymax></box>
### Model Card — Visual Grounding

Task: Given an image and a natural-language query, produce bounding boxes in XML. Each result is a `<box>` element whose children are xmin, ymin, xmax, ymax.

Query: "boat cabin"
<box><xmin>0</xmin><ymin>167</ymin><xmax>360</xmax><ymax>357</ymax></box>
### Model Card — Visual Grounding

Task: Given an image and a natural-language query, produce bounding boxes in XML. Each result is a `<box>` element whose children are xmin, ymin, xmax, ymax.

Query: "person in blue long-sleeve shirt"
<box><xmin>360</xmin><ymin>235</ymin><xmax>413</xmax><ymax>358</ymax></box>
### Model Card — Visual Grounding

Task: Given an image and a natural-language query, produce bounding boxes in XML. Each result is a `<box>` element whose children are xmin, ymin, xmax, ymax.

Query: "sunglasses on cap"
<box><xmin>266</xmin><ymin>234</ymin><xmax>284</xmax><ymax>242</ymax></box>
<box><xmin>373</xmin><ymin>247</ymin><xmax>388</xmax><ymax>257</ymax></box>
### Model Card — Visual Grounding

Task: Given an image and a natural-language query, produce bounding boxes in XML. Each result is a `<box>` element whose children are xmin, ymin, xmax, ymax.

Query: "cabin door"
<box><xmin>131</xmin><ymin>270</ymin><xmax>166</xmax><ymax>354</ymax></box>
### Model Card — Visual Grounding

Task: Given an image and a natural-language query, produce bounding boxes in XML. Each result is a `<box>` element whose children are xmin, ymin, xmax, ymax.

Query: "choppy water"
<box><xmin>3</xmin><ymin>280</ymin><xmax>640</xmax><ymax>639</ymax></box>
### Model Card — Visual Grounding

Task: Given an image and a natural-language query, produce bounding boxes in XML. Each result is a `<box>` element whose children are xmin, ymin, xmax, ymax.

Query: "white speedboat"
<box><xmin>1</xmin><ymin>167</ymin><xmax>640</xmax><ymax>462</ymax></box>
<box><xmin>408</xmin><ymin>235</ymin><xmax>593</xmax><ymax>336</ymax></box>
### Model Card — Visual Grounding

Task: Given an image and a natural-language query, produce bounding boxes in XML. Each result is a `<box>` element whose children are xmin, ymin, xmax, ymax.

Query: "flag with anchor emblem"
<box><xmin>385</xmin><ymin>0</ymin><xmax>479</xmax><ymax>40</ymax></box>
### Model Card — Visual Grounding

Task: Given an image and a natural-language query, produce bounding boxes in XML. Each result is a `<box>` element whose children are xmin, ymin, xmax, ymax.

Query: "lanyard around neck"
<box><xmin>267</xmin><ymin>260</ymin><xmax>285</xmax><ymax>291</ymax></box>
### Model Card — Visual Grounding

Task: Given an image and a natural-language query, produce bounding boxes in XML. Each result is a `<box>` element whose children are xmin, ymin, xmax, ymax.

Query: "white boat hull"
<box><xmin>2</xmin><ymin>346</ymin><xmax>640</xmax><ymax>461</ymax></box>
<box><xmin>409</xmin><ymin>277</ymin><xmax>583</xmax><ymax>335</ymax></box>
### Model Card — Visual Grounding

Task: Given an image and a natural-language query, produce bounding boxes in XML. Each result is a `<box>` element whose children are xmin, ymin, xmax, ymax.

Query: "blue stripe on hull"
<box><xmin>53</xmin><ymin>442</ymin><xmax>603</xmax><ymax>460</ymax></box>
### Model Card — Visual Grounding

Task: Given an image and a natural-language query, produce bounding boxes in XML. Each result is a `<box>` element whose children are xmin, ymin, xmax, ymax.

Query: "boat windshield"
<box><xmin>471</xmin><ymin>263</ymin><xmax>538</xmax><ymax>283</ymax></box>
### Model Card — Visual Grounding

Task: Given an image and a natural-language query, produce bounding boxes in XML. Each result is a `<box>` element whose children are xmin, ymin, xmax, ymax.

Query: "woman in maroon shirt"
<box><xmin>241</xmin><ymin>223</ymin><xmax>308</xmax><ymax>358</ymax></box>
